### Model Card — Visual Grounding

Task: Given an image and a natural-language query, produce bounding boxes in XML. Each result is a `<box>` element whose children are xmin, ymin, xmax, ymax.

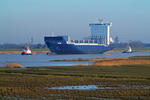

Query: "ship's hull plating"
<box><xmin>44</xmin><ymin>36</ymin><xmax>114</xmax><ymax>54</ymax></box>
<box><xmin>45</xmin><ymin>42</ymin><xmax>114</xmax><ymax>54</ymax></box>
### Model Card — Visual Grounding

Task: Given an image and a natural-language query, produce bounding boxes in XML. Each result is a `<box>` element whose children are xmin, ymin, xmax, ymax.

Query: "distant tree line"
<box><xmin>0</xmin><ymin>41</ymin><xmax>150</xmax><ymax>49</ymax></box>
<box><xmin>0</xmin><ymin>43</ymin><xmax>47</xmax><ymax>49</ymax></box>
<box><xmin>115</xmin><ymin>40</ymin><xmax>150</xmax><ymax>48</ymax></box>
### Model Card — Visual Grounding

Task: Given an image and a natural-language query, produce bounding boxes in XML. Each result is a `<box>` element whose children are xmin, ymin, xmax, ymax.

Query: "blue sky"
<box><xmin>0</xmin><ymin>0</ymin><xmax>150</xmax><ymax>43</ymax></box>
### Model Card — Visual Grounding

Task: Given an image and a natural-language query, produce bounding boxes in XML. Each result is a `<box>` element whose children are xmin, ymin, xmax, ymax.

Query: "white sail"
<box><xmin>123</xmin><ymin>42</ymin><xmax>132</xmax><ymax>53</ymax></box>
<box><xmin>109</xmin><ymin>37</ymin><xmax>114</xmax><ymax>43</ymax></box>
<box><xmin>127</xmin><ymin>46</ymin><xmax>132</xmax><ymax>52</ymax></box>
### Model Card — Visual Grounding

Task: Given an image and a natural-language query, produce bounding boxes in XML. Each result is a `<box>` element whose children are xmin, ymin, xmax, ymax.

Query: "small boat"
<box><xmin>21</xmin><ymin>46</ymin><xmax>34</xmax><ymax>55</ymax></box>
<box><xmin>122</xmin><ymin>43</ymin><xmax>132</xmax><ymax>53</ymax></box>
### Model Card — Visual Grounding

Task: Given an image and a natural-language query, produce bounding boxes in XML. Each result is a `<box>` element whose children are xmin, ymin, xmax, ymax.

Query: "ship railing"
<box><xmin>70</xmin><ymin>40</ymin><xmax>97</xmax><ymax>43</ymax></box>
<box><xmin>67</xmin><ymin>40</ymin><xmax>107</xmax><ymax>46</ymax></box>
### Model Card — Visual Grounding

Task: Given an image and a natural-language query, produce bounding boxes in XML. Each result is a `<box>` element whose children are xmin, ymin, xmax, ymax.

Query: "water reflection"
<box><xmin>48</xmin><ymin>85</ymin><xmax>150</xmax><ymax>90</ymax></box>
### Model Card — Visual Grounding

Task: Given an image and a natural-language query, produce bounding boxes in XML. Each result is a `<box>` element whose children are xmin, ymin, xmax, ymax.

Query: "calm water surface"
<box><xmin>48</xmin><ymin>85</ymin><xmax>150</xmax><ymax>90</ymax></box>
<box><xmin>0</xmin><ymin>52</ymin><xmax>149</xmax><ymax>67</ymax></box>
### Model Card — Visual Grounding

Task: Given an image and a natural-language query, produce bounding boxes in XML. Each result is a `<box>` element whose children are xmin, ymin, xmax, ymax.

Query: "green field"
<box><xmin>0</xmin><ymin>63</ymin><xmax>150</xmax><ymax>100</ymax></box>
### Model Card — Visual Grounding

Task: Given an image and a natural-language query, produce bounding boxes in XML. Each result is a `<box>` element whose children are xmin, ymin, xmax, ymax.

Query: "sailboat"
<box><xmin>122</xmin><ymin>43</ymin><xmax>132</xmax><ymax>53</ymax></box>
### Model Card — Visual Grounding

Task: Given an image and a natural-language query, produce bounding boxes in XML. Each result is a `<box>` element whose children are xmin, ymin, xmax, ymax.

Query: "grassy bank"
<box><xmin>0</xmin><ymin>47</ymin><xmax>150</xmax><ymax>54</ymax></box>
<box><xmin>0</xmin><ymin>48</ymin><xmax>49</xmax><ymax>52</ymax></box>
<box><xmin>0</xmin><ymin>57</ymin><xmax>150</xmax><ymax>99</ymax></box>
<box><xmin>113</xmin><ymin>47</ymin><xmax>150</xmax><ymax>51</ymax></box>
<box><xmin>0</xmin><ymin>48</ymin><xmax>49</xmax><ymax>54</ymax></box>
<box><xmin>110</xmin><ymin>47</ymin><xmax>150</xmax><ymax>52</ymax></box>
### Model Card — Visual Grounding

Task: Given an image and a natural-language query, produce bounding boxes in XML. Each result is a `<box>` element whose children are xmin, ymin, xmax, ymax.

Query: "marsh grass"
<box><xmin>52</xmin><ymin>57</ymin><xmax>150</xmax><ymax>66</ymax></box>
<box><xmin>0</xmin><ymin>57</ymin><xmax>150</xmax><ymax>99</ymax></box>
<box><xmin>130</xmin><ymin>56</ymin><xmax>150</xmax><ymax>59</ymax></box>
<box><xmin>93</xmin><ymin>57</ymin><xmax>150</xmax><ymax>66</ymax></box>
<box><xmin>0</xmin><ymin>48</ymin><xmax>49</xmax><ymax>54</ymax></box>
<box><xmin>0</xmin><ymin>48</ymin><xmax>49</xmax><ymax>52</ymax></box>
<box><xmin>52</xmin><ymin>57</ymin><xmax>129</xmax><ymax>62</ymax></box>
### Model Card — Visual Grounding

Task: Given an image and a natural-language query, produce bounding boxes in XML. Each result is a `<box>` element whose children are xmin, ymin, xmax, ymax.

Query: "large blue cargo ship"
<box><xmin>44</xmin><ymin>20</ymin><xmax>115</xmax><ymax>54</ymax></box>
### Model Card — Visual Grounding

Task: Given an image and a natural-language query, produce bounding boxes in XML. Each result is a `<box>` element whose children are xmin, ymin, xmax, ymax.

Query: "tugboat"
<box><xmin>21</xmin><ymin>46</ymin><xmax>34</xmax><ymax>55</ymax></box>
<box><xmin>122</xmin><ymin>43</ymin><xmax>132</xmax><ymax>53</ymax></box>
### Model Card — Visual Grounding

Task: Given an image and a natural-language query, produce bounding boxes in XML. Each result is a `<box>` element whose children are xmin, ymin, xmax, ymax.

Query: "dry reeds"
<box><xmin>53</xmin><ymin>57</ymin><xmax>129</xmax><ymax>62</ymax></box>
<box><xmin>93</xmin><ymin>58</ymin><xmax>150</xmax><ymax>66</ymax></box>
<box><xmin>0</xmin><ymin>51</ymin><xmax>22</xmax><ymax>54</ymax></box>
<box><xmin>5</xmin><ymin>63</ymin><xmax>24</xmax><ymax>68</ymax></box>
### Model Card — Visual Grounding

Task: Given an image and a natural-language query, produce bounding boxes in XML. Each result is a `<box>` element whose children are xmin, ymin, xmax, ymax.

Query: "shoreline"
<box><xmin>0</xmin><ymin>50</ymin><xmax>150</xmax><ymax>54</ymax></box>
<box><xmin>51</xmin><ymin>56</ymin><xmax>150</xmax><ymax>66</ymax></box>
<box><xmin>107</xmin><ymin>50</ymin><xmax>150</xmax><ymax>53</ymax></box>
<box><xmin>0</xmin><ymin>51</ymin><xmax>49</xmax><ymax>54</ymax></box>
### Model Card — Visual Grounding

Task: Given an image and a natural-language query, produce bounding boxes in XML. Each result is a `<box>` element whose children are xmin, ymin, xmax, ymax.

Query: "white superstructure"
<box><xmin>89</xmin><ymin>20</ymin><xmax>112</xmax><ymax>45</ymax></box>
<box><xmin>60</xmin><ymin>19</ymin><xmax>113</xmax><ymax>46</ymax></box>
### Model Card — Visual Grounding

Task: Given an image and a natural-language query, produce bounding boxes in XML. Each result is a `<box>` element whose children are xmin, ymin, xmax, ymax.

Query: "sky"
<box><xmin>0</xmin><ymin>0</ymin><xmax>150</xmax><ymax>44</ymax></box>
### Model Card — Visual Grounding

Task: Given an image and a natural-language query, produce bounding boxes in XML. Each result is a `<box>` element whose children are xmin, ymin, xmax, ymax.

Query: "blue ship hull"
<box><xmin>44</xmin><ymin>36</ymin><xmax>114</xmax><ymax>54</ymax></box>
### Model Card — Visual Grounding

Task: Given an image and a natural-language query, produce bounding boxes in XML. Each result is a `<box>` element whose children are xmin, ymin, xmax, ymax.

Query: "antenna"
<box><xmin>98</xmin><ymin>19</ymin><xmax>104</xmax><ymax>24</ymax></box>
<box><xmin>110</xmin><ymin>21</ymin><xmax>112</xmax><ymax>26</ymax></box>
<box><xmin>31</xmin><ymin>37</ymin><xmax>33</xmax><ymax>44</ymax></box>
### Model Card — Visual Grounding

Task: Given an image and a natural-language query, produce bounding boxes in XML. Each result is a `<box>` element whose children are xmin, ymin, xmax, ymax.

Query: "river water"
<box><xmin>48</xmin><ymin>85</ymin><xmax>150</xmax><ymax>90</ymax></box>
<box><xmin>0</xmin><ymin>52</ymin><xmax>150</xmax><ymax>67</ymax></box>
